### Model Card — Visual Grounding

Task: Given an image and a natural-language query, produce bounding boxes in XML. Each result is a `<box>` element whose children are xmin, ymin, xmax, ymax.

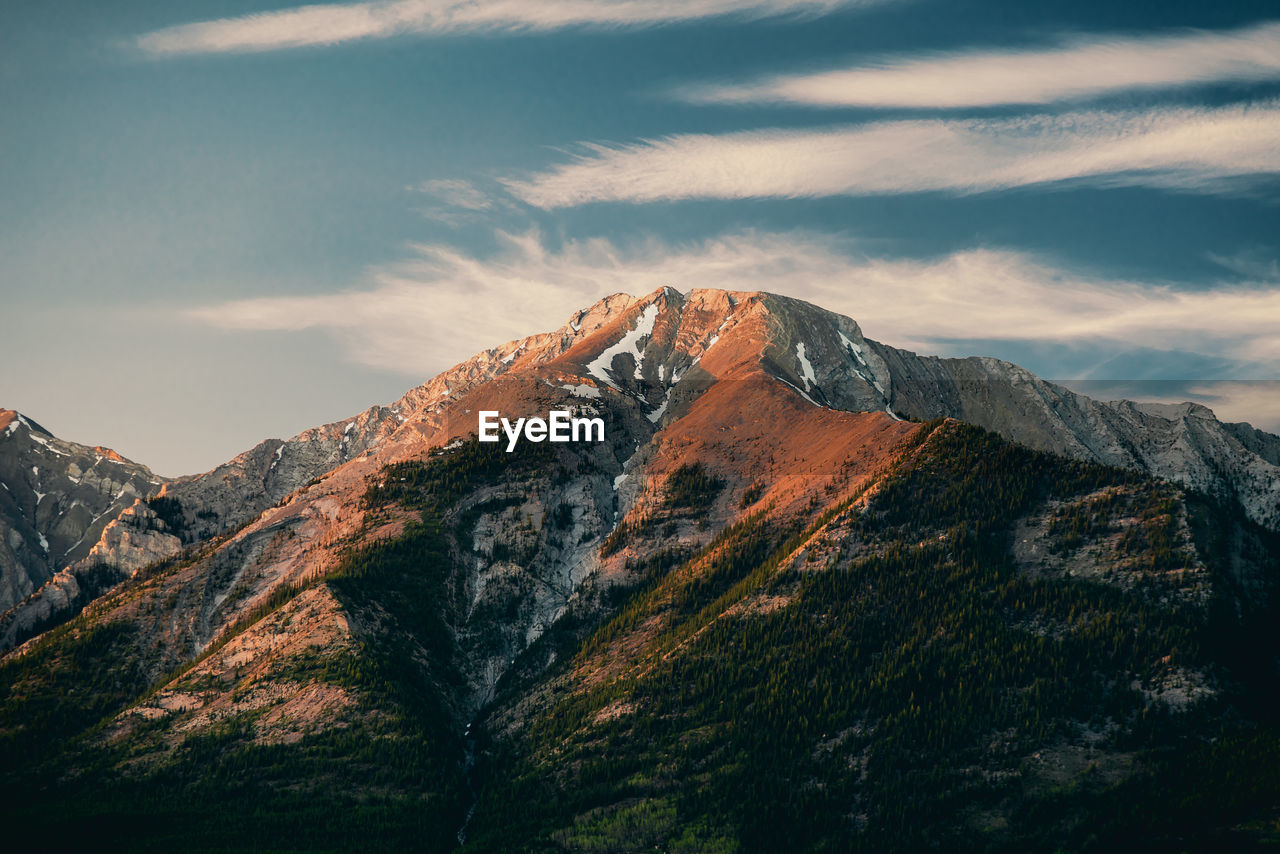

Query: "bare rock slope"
<box><xmin>2</xmin><ymin>286</ymin><xmax>1277</xmax><ymax>664</ymax></box>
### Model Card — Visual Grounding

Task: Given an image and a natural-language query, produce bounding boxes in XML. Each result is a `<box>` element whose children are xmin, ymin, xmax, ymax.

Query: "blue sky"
<box><xmin>3</xmin><ymin>0</ymin><xmax>1279</xmax><ymax>475</ymax></box>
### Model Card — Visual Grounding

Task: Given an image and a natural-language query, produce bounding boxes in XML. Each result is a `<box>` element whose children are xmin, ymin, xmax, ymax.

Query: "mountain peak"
<box><xmin>562</xmin><ymin>292</ymin><xmax>638</xmax><ymax>336</ymax></box>
<box><xmin>0</xmin><ymin>409</ymin><xmax>52</xmax><ymax>438</ymax></box>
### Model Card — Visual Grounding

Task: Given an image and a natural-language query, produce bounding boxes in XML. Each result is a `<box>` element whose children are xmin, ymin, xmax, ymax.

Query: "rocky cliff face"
<box><xmin>0</xmin><ymin>498</ymin><xmax>184</xmax><ymax>649</ymax></box>
<box><xmin>0</xmin><ymin>410</ymin><xmax>166</xmax><ymax>612</ymax></box>
<box><xmin>636</xmin><ymin>290</ymin><xmax>1280</xmax><ymax>531</ymax></box>
<box><xmin>858</xmin><ymin>348</ymin><xmax>1280</xmax><ymax>531</ymax></box>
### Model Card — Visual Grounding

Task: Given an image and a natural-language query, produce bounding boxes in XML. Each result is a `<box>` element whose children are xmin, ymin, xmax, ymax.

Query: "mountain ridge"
<box><xmin>2</xmin><ymin>286</ymin><xmax>1278</xmax><ymax>651</ymax></box>
<box><xmin>1</xmin><ymin>281</ymin><xmax>1278</xmax><ymax>848</ymax></box>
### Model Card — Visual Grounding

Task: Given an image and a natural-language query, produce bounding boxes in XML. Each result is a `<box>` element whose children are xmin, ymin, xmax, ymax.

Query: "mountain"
<box><xmin>5</xmin><ymin>288</ymin><xmax>1277</xmax><ymax>647</ymax></box>
<box><xmin>1</xmin><ymin>287</ymin><xmax>1278</xmax><ymax>851</ymax></box>
<box><xmin>466</xmin><ymin>420</ymin><xmax>1280</xmax><ymax>852</ymax></box>
<box><xmin>0</xmin><ymin>410</ymin><xmax>167</xmax><ymax>612</ymax></box>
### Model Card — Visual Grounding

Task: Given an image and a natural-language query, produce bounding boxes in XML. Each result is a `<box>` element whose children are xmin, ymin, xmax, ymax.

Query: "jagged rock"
<box><xmin>0</xmin><ymin>409</ymin><xmax>165</xmax><ymax>612</ymax></box>
<box><xmin>79</xmin><ymin>499</ymin><xmax>182</xmax><ymax>575</ymax></box>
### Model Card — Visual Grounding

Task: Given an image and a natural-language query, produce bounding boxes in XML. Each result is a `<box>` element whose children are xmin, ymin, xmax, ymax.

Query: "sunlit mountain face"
<box><xmin>2</xmin><ymin>288</ymin><xmax>1278</xmax><ymax>851</ymax></box>
<box><xmin>3</xmin><ymin>2</ymin><xmax>1279</xmax><ymax>480</ymax></box>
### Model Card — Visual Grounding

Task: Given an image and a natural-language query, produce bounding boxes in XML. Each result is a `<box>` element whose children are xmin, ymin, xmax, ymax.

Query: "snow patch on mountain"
<box><xmin>648</xmin><ymin>397</ymin><xmax>669</xmax><ymax>423</ymax></box>
<box><xmin>562</xmin><ymin>383</ymin><xmax>601</xmax><ymax>399</ymax></box>
<box><xmin>838</xmin><ymin>330</ymin><xmax>861</xmax><ymax>359</ymax></box>
<box><xmin>774</xmin><ymin>374</ymin><xmax>820</xmax><ymax>408</ymax></box>
<box><xmin>586</xmin><ymin>303</ymin><xmax>658</xmax><ymax>388</ymax></box>
<box><xmin>28</xmin><ymin>433</ymin><xmax>68</xmax><ymax>457</ymax></box>
<box><xmin>796</xmin><ymin>342</ymin><xmax>818</xmax><ymax>393</ymax></box>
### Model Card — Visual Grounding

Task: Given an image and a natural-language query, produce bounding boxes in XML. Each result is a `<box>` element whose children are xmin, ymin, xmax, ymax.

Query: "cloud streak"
<box><xmin>411</xmin><ymin>178</ymin><xmax>492</xmax><ymax>211</ymax></box>
<box><xmin>189</xmin><ymin>230</ymin><xmax>1280</xmax><ymax>387</ymax></box>
<box><xmin>136</xmin><ymin>0</ymin><xmax>877</xmax><ymax>56</ymax></box>
<box><xmin>680</xmin><ymin>20</ymin><xmax>1280</xmax><ymax>108</ymax></box>
<box><xmin>503</xmin><ymin>102</ymin><xmax>1280</xmax><ymax>207</ymax></box>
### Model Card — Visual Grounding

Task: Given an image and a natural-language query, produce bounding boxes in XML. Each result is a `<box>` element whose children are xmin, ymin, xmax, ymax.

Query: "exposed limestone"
<box><xmin>0</xmin><ymin>409</ymin><xmax>165</xmax><ymax>612</ymax></box>
<box><xmin>80</xmin><ymin>499</ymin><xmax>182</xmax><ymax>574</ymax></box>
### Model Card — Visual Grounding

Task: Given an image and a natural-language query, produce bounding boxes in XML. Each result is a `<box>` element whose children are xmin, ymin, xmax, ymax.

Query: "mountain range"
<box><xmin>2</xmin><ymin>287</ymin><xmax>1278</xmax><ymax>851</ymax></box>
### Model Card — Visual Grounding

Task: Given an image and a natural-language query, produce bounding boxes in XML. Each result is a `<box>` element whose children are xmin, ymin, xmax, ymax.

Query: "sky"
<box><xmin>2</xmin><ymin>0</ymin><xmax>1279</xmax><ymax>476</ymax></box>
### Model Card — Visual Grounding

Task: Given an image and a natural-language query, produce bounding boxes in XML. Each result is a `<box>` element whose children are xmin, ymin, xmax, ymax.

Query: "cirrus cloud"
<box><xmin>188</xmin><ymin>230</ymin><xmax>1280</xmax><ymax>385</ymax></box>
<box><xmin>136</xmin><ymin>0</ymin><xmax>883</xmax><ymax>56</ymax></box>
<box><xmin>503</xmin><ymin>102</ymin><xmax>1280</xmax><ymax>207</ymax></box>
<box><xmin>679</xmin><ymin>20</ymin><xmax>1280</xmax><ymax>108</ymax></box>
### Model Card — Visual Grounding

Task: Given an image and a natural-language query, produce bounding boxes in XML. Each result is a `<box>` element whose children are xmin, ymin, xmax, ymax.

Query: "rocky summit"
<box><xmin>1</xmin><ymin>288</ymin><xmax>1278</xmax><ymax>852</ymax></box>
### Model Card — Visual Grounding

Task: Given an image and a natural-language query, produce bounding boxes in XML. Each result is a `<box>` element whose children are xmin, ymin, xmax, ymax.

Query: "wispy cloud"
<box><xmin>136</xmin><ymin>0</ymin><xmax>878</xmax><ymax>56</ymax></box>
<box><xmin>411</xmin><ymin>178</ymin><xmax>493</xmax><ymax>211</ymax></box>
<box><xmin>189</xmin><ymin>230</ymin><xmax>1280</xmax><ymax>391</ymax></box>
<box><xmin>188</xmin><ymin>231</ymin><xmax>667</xmax><ymax>375</ymax></box>
<box><xmin>503</xmin><ymin>102</ymin><xmax>1280</xmax><ymax>207</ymax></box>
<box><xmin>1207</xmin><ymin>247</ymin><xmax>1280</xmax><ymax>281</ymax></box>
<box><xmin>409</xmin><ymin>178</ymin><xmax>498</xmax><ymax>224</ymax></box>
<box><xmin>679</xmin><ymin>20</ymin><xmax>1280</xmax><ymax>108</ymax></box>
